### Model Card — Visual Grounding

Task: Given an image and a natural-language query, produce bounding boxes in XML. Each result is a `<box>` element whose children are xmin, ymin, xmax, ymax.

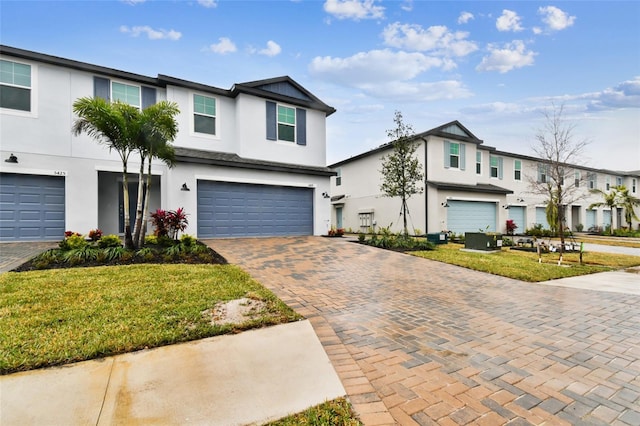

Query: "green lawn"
<box><xmin>411</xmin><ymin>243</ymin><xmax>640</xmax><ymax>282</ymax></box>
<box><xmin>266</xmin><ymin>398</ymin><xmax>362</xmax><ymax>426</ymax></box>
<box><xmin>0</xmin><ymin>264</ymin><xmax>301</xmax><ymax>374</ymax></box>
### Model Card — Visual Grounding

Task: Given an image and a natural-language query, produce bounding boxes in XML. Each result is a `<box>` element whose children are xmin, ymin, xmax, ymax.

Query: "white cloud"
<box><xmin>538</xmin><ymin>6</ymin><xmax>576</xmax><ymax>32</ymax></box>
<box><xmin>197</xmin><ymin>0</ymin><xmax>217</xmax><ymax>8</ymax></box>
<box><xmin>476</xmin><ymin>40</ymin><xmax>536</xmax><ymax>73</ymax></box>
<box><xmin>496</xmin><ymin>9</ymin><xmax>523</xmax><ymax>32</ymax></box>
<box><xmin>121</xmin><ymin>0</ymin><xmax>145</xmax><ymax>5</ymax></box>
<box><xmin>532</xmin><ymin>27</ymin><xmax>543</xmax><ymax>35</ymax></box>
<box><xmin>323</xmin><ymin>0</ymin><xmax>384</xmax><ymax>21</ymax></box>
<box><xmin>206</xmin><ymin>37</ymin><xmax>237</xmax><ymax>54</ymax></box>
<box><xmin>119</xmin><ymin>25</ymin><xmax>182</xmax><ymax>41</ymax></box>
<box><xmin>362</xmin><ymin>80</ymin><xmax>473</xmax><ymax>102</ymax></box>
<box><xmin>588</xmin><ymin>77</ymin><xmax>640</xmax><ymax>110</ymax></box>
<box><xmin>259</xmin><ymin>40</ymin><xmax>282</xmax><ymax>57</ymax></box>
<box><xmin>382</xmin><ymin>22</ymin><xmax>478</xmax><ymax>57</ymax></box>
<box><xmin>458</xmin><ymin>11</ymin><xmax>474</xmax><ymax>25</ymax></box>
<box><xmin>400</xmin><ymin>0</ymin><xmax>413</xmax><ymax>12</ymax></box>
<box><xmin>310</xmin><ymin>49</ymin><xmax>450</xmax><ymax>85</ymax></box>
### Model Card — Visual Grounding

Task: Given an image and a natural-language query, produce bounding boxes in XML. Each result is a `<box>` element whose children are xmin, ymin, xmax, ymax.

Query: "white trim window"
<box><xmin>605</xmin><ymin>176</ymin><xmax>611</xmax><ymax>191</ymax></box>
<box><xmin>277</xmin><ymin>105</ymin><xmax>296</xmax><ymax>142</ymax></box>
<box><xmin>0</xmin><ymin>58</ymin><xmax>34</xmax><ymax>113</ymax></box>
<box><xmin>193</xmin><ymin>94</ymin><xmax>216</xmax><ymax>136</ymax></box>
<box><xmin>633</xmin><ymin>178</ymin><xmax>637</xmax><ymax>193</ymax></box>
<box><xmin>111</xmin><ymin>81</ymin><xmax>140</xmax><ymax>108</ymax></box>
<box><xmin>588</xmin><ymin>172</ymin><xmax>597</xmax><ymax>189</ymax></box>
<box><xmin>574</xmin><ymin>170</ymin><xmax>581</xmax><ymax>188</ymax></box>
<box><xmin>490</xmin><ymin>155</ymin><xmax>503</xmax><ymax>179</ymax></box>
<box><xmin>336</xmin><ymin>168</ymin><xmax>342</xmax><ymax>186</ymax></box>
<box><xmin>476</xmin><ymin>152</ymin><xmax>482</xmax><ymax>175</ymax></box>
<box><xmin>514</xmin><ymin>160</ymin><xmax>522</xmax><ymax>181</ymax></box>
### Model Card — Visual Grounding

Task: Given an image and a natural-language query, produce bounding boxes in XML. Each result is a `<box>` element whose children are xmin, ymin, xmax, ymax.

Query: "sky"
<box><xmin>1</xmin><ymin>0</ymin><xmax>639</xmax><ymax>171</ymax></box>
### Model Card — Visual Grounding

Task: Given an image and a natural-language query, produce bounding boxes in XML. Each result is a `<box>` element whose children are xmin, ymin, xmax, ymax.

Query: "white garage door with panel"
<box><xmin>447</xmin><ymin>200</ymin><xmax>497</xmax><ymax>234</ymax></box>
<box><xmin>508</xmin><ymin>206</ymin><xmax>526</xmax><ymax>231</ymax></box>
<box><xmin>0</xmin><ymin>173</ymin><xmax>65</xmax><ymax>241</ymax></box>
<box><xmin>197</xmin><ymin>180</ymin><xmax>313</xmax><ymax>238</ymax></box>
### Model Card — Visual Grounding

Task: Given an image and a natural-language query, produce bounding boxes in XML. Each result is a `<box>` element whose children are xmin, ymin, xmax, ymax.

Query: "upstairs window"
<box><xmin>490</xmin><ymin>155</ymin><xmax>503</xmax><ymax>179</ymax></box>
<box><xmin>538</xmin><ymin>164</ymin><xmax>548</xmax><ymax>184</ymax></box>
<box><xmin>633</xmin><ymin>178</ymin><xmax>637</xmax><ymax>193</ymax></box>
<box><xmin>443</xmin><ymin>141</ymin><xmax>465</xmax><ymax>170</ymax></box>
<box><xmin>0</xmin><ymin>59</ymin><xmax>31</xmax><ymax>112</ymax></box>
<box><xmin>336</xmin><ymin>168</ymin><xmax>342</xmax><ymax>186</ymax></box>
<box><xmin>605</xmin><ymin>176</ymin><xmax>611</xmax><ymax>191</ymax></box>
<box><xmin>112</xmin><ymin>82</ymin><xmax>140</xmax><ymax>108</ymax></box>
<box><xmin>616</xmin><ymin>176</ymin><xmax>623</xmax><ymax>186</ymax></box>
<box><xmin>277</xmin><ymin>105</ymin><xmax>296</xmax><ymax>142</ymax></box>
<box><xmin>476</xmin><ymin>152</ymin><xmax>482</xmax><ymax>175</ymax></box>
<box><xmin>514</xmin><ymin>160</ymin><xmax>522</xmax><ymax>181</ymax></box>
<box><xmin>575</xmin><ymin>171</ymin><xmax>581</xmax><ymax>188</ymax></box>
<box><xmin>588</xmin><ymin>172</ymin><xmax>597</xmax><ymax>189</ymax></box>
<box><xmin>194</xmin><ymin>94</ymin><xmax>216</xmax><ymax>135</ymax></box>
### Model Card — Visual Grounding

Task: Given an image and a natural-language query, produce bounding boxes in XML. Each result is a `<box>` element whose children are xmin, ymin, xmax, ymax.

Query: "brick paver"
<box><xmin>0</xmin><ymin>242</ymin><xmax>57</xmax><ymax>273</ymax></box>
<box><xmin>208</xmin><ymin>237</ymin><xmax>640</xmax><ymax>425</ymax></box>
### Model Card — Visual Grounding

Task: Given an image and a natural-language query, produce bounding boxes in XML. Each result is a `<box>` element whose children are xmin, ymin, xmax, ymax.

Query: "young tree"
<box><xmin>589</xmin><ymin>185</ymin><xmax>640</xmax><ymax>232</ymax></box>
<box><xmin>527</xmin><ymin>103</ymin><xmax>590</xmax><ymax>264</ymax></box>
<box><xmin>379</xmin><ymin>111</ymin><xmax>424</xmax><ymax>236</ymax></box>
<box><xmin>72</xmin><ymin>98</ymin><xmax>141</xmax><ymax>249</ymax></box>
<box><xmin>588</xmin><ymin>187</ymin><xmax>619</xmax><ymax>232</ymax></box>
<box><xmin>132</xmin><ymin>101</ymin><xmax>180</xmax><ymax>248</ymax></box>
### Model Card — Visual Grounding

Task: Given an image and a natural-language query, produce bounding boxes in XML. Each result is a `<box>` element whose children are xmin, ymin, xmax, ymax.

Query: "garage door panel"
<box><xmin>447</xmin><ymin>200</ymin><xmax>497</xmax><ymax>234</ymax></box>
<box><xmin>197</xmin><ymin>181</ymin><xmax>313</xmax><ymax>238</ymax></box>
<box><xmin>0</xmin><ymin>173</ymin><xmax>66</xmax><ymax>241</ymax></box>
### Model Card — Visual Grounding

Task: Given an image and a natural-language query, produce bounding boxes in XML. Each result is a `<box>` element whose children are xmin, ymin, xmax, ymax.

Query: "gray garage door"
<box><xmin>447</xmin><ymin>200</ymin><xmax>496</xmax><ymax>234</ymax></box>
<box><xmin>508</xmin><ymin>206</ymin><xmax>525</xmax><ymax>231</ymax></box>
<box><xmin>586</xmin><ymin>209</ymin><xmax>596</xmax><ymax>230</ymax></box>
<box><xmin>535</xmin><ymin>207</ymin><xmax>550</xmax><ymax>229</ymax></box>
<box><xmin>197</xmin><ymin>181</ymin><xmax>313</xmax><ymax>238</ymax></box>
<box><xmin>0</xmin><ymin>173</ymin><xmax>65</xmax><ymax>241</ymax></box>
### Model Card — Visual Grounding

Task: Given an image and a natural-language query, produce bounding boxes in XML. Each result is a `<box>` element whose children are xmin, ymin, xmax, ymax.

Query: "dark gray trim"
<box><xmin>266</xmin><ymin>101</ymin><xmax>277</xmax><ymax>140</ymax></box>
<box><xmin>427</xmin><ymin>181</ymin><xmax>514</xmax><ymax>195</ymax></box>
<box><xmin>174</xmin><ymin>147</ymin><xmax>336</xmax><ymax>177</ymax></box>
<box><xmin>296</xmin><ymin>108</ymin><xmax>306</xmax><ymax>146</ymax></box>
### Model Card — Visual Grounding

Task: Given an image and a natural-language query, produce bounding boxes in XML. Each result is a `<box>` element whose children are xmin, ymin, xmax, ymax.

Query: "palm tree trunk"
<box><xmin>122</xmin><ymin>162</ymin><xmax>134</xmax><ymax>249</ymax></box>
<box><xmin>132</xmin><ymin>157</ymin><xmax>146</xmax><ymax>249</ymax></box>
<box><xmin>138</xmin><ymin>158</ymin><xmax>153</xmax><ymax>248</ymax></box>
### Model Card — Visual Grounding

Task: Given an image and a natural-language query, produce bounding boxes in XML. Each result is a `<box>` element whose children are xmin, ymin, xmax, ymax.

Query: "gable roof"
<box><xmin>0</xmin><ymin>45</ymin><xmax>335</xmax><ymax>115</ymax></box>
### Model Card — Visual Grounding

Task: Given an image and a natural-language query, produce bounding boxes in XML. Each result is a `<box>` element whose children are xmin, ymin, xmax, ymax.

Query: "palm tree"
<box><xmin>589</xmin><ymin>185</ymin><xmax>622</xmax><ymax>232</ymax></box>
<box><xmin>132</xmin><ymin>101</ymin><xmax>180</xmax><ymax>248</ymax></box>
<box><xmin>72</xmin><ymin>98</ymin><xmax>141</xmax><ymax>249</ymax></box>
<box><xmin>617</xmin><ymin>185</ymin><xmax>640</xmax><ymax>230</ymax></box>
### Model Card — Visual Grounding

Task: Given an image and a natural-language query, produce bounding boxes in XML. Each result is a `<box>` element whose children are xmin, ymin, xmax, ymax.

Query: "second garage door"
<box><xmin>197</xmin><ymin>181</ymin><xmax>313</xmax><ymax>238</ymax></box>
<box><xmin>447</xmin><ymin>200</ymin><xmax>497</xmax><ymax>234</ymax></box>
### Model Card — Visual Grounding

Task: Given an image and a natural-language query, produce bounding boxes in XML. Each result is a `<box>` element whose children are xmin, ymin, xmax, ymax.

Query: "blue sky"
<box><xmin>2</xmin><ymin>0</ymin><xmax>639</xmax><ymax>171</ymax></box>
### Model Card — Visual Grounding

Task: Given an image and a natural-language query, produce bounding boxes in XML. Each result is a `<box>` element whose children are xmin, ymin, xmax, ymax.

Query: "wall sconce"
<box><xmin>441</xmin><ymin>202</ymin><xmax>450</xmax><ymax>208</ymax></box>
<box><xmin>321</xmin><ymin>192</ymin><xmax>330</xmax><ymax>199</ymax></box>
<box><xmin>517</xmin><ymin>198</ymin><xmax>525</xmax><ymax>202</ymax></box>
<box><xmin>5</xmin><ymin>154</ymin><xmax>18</xmax><ymax>163</ymax></box>
<box><xmin>180</xmin><ymin>183</ymin><xmax>190</xmax><ymax>191</ymax></box>
<box><xmin>503</xmin><ymin>205</ymin><xmax>510</xmax><ymax>209</ymax></box>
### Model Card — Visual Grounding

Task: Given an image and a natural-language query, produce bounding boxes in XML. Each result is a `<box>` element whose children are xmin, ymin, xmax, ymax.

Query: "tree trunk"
<box><xmin>138</xmin><ymin>158</ymin><xmax>153</xmax><ymax>248</ymax></box>
<box><xmin>132</xmin><ymin>157</ymin><xmax>146</xmax><ymax>249</ymax></box>
<box><xmin>122</xmin><ymin>163</ymin><xmax>134</xmax><ymax>249</ymax></box>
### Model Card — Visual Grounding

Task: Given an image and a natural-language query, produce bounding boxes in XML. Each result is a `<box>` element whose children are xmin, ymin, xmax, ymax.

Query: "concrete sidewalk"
<box><xmin>539</xmin><ymin>265</ymin><xmax>640</xmax><ymax>295</ymax></box>
<box><xmin>0</xmin><ymin>320</ymin><xmax>346</xmax><ymax>426</ymax></box>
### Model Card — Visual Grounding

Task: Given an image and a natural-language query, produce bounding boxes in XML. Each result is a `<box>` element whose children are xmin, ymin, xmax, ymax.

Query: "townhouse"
<box><xmin>0</xmin><ymin>45</ymin><xmax>336</xmax><ymax>241</ymax></box>
<box><xmin>329</xmin><ymin>121</ymin><xmax>639</xmax><ymax>235</ymax></box>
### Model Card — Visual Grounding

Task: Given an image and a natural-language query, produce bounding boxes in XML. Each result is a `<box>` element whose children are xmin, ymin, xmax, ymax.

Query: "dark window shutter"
<box><xmin>443</xmin><ymin>141</ymin><xmax>450</xmax><ymax>169</ymax></box>
<box><xmin>460</xmin><ymin>143</ymin><xmax>466</xmax><ymax>171</ymax></box>
<box><xmin>296</xmin><ymin>108</ymin><xmax>306</xmax><ymax>146</ymax></box>
<box><xmin>141</xmin><ymin>87</ymin><xmax>156</xmax><ymax>109</ymax></box>
<box><xmin>94</xmin><ymin>77</ymin><xmax>110</xmax><ymax>101</ymax></box>
<box><xmin>498</xmin><ymin>157</ymin><xmax>504</xmax><ymax>179</ymax></box>
<box><xmin>266</xmin><ymin>101</ymin><xmax>276</xmax><ymax>140</ymax></box>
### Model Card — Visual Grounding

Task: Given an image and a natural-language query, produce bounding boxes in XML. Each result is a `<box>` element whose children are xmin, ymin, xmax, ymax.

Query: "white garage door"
<box><xmin>508</xmin><ymin>206</ymin><xmax>526</xmax><ymax>231</ymax></box>
<box><xmin>535</xmin><ymin>207</ymin><xmax>550</xmax><ymax>229</ymax></box>
<box><xmin>0</xmin><ymin>173</ymin><xmax>65</xmax><ymax>241</ymax></box>
<box><xmin>447</xmin><ymin>200</ymin><xmax>497</xmax><ymax>234</ymax></box>
<box><xmin>197</xmin><ymin>181</ymin><xmax>313</xmax><ymax>238</ymax></box>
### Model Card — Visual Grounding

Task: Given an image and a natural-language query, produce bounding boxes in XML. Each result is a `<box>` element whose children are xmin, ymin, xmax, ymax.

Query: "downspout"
<box><xmin>423</xmin><ymin>137</ymin><xmax>429</xmax><ymax>233</ymax></box>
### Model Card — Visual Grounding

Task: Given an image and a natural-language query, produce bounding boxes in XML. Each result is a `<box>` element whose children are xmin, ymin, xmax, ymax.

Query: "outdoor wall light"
<box><xmin>321</xmin><ymin>192</ymin><xmax>330</xmax><ymax>199</ymax></box>
<box><xmin>503</xmin><ymin>205</ymin><xmax>510</xmax><ymax>209</ymax></box>
<box><xmin>441</xmin><ymin>202</ymin><xmax>450</xmax><ymax>208</ymax></box>
<box><xmin>181</xmin><ymin>183</ymin><xmax>190</xmax><ymax>191</ymax></box>
<box><xmin>5</xmin><ymin>154</ymin><xmax>18</xmax><ymax>163</ymax></box>
<box><xmin>517</xmin><ymin>198</ymin><xmax>525</xmax><ymax>202</ymax></box>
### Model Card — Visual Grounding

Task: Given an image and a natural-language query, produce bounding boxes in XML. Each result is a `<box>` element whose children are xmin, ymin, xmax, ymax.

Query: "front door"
<box><xmin>336</xmin><ymin>207</ymin><xmax>343</xmax><ymax>229</ymax></box>
<box><xmin>118</xmin><ymin>182</ymin><xmax>139</xmax><ymax>233</ymax></box>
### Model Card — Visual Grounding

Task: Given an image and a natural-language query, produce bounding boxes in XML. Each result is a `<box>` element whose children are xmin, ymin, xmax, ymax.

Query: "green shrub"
<box><xmin>135</xmin><ymin>247</ymin><xmax>155</xmax><ymax>261</ymax></box>
<box><xmin>164</xmin><ymin>244</ymin><xmax>183</xmax><ymax>258</ymax></box>
<box><xmin>104</xmin><ymin>246</ymin><xmax>127</xmax><ymax>261</ymax></box>
<box><xmin>59</xmin><ymin>234</ymin><xmax>88</xmax><ymax>250</ymax></box>
<box><xmin>358</xmin><ymin>233</ymin><xmax>366</xmax><ymax>242</ymax></box>
<box><xmin>180</xmin><ymin>234</ymin><xmax>196</xmax><ymax>247</ymax></box>
<box><xmin>62</xmin><ymin>246</ymin><xmax>99</xmax><ymax>263</ymax></box>
<box><xmin>144</xmin><ymin>235</ymin><xmax>159</xmax><ymax>245</ymax></box>
<box><xmin>97</xmin><ymin>235</ymin><xmax>122</xmax><ymax>248</ymax></box>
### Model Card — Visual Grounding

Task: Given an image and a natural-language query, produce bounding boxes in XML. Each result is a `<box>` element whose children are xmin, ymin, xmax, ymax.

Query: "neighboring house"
<box><xmin>0</xmin><ymin>45</ymin><xmax>336</xmax><ymax>241</ymax></box>
<box><xmin>329</xmin><ymin>121</ymin><xmax>640</xmax><ymax>235</ymax></box>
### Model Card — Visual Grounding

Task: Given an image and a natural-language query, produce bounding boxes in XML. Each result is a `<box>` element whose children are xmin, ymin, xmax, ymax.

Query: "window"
<box><xmin>616</xmin><ymin>176</ymin><xmax>623</xmax><ymax>186</ymax></box>
<box><xmin>277</xmin><ymin>105</ymin><xmax>296</xmax><ymax>142</ymax></box>
<box><xmin>514</xmin><ymin>160</ymin><xmax>522</xmax><ymax>181</ymax></box>
<box><xmin>633</xmin><ymin>178</ymin><xmax>637</xmax><ymax>193</ymax></box>
<box><xmin>538</xmin><ymin>164</ymin><xmax>548</xmax><ymax>184</ymax></box>
<box><xmin>449</xmin><ymin>143</ymin><xmax>460</xmax><ymax>168</ymax></box>
<box><xmin>490</xmin><ymin>156</ymin><xmax>503</xmax><ymax>179</ymax></box>
<box><xmin>111</xmin><ymin>81</ymin><xmax>140</xmax><ymax>108</ymax></box>
<box><xmin>193</xmin><ymin>94</ymin><xmax>216</xmax><ymax>135</ymax></box>
<box><xmin>476</xmin><ymin>152</ymin><xmax>482</xmax><ymax>175</ymax></box>
<box><xmin>575</xmin><ymin>171</ymin><xmax>581</xmax><ymax>188</ymax></box>
<box><xmin>588</xmin><ymin>172</ymin><xmax>597</xmax><ymax>189</ymax></box>
<box><xmin>605</xmin><ymin>176</ymin><xmax>611</xmax><ymax>191</ymax></box>
<box><xmin>336</xmin><ymin>168</ymin><xmax>342</xmax><ymax>186</ymax></box>
<box><xmin>443</xmin><ymin>141</ymin><xmax>465</xmax><ymax>169</ymax></box>
<box><xmin>0</xmin><ymin>59</ymin><xmax>31</xmax><ymax>111</ymax></box>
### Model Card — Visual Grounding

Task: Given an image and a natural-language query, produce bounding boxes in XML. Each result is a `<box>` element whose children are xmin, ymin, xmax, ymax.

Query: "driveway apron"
<box><xmin>209</xmin><ymin>237</ymin><xmax>640</xmax><ymax>426</ymax></box>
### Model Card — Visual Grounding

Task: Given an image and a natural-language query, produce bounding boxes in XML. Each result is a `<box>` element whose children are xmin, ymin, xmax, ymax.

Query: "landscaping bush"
<box><xmin>361</xmin><ymin>228</ymin><xmax>435</xmax><ymax>251</ymax></box>
<box><xmin>150</xmin><ymin>207</ymin><xmax>189</xmax><ymax>239</ymax></box>
<box><xmin>59</xmin><ymin>234</ymin><xmax>87</xmax><ymax>250</ymax></box>
<box><xmin>97</xmin><ymin>234</ymin><xmax>123</xmax><ymax>248</ymax></box>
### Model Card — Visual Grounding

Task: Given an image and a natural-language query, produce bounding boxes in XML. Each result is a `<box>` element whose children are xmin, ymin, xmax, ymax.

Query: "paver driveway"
<box><xmin>209</xmin><ymin>237</ymin><xmax>640</xmax><ymax>426</ymax></box>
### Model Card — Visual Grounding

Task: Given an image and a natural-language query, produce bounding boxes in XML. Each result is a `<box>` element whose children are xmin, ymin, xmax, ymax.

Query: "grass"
<box><xmin>0</xmin><ymin>264</ymin><xmax>301</xmax><ymax>374</ymax></box>
<box><xmin>265</xmin><ymin>398</ymin><xmax>362</xmax><ymax>426</ymax></box>
<box><xmin>411</xmin><ymin>243</ymin><xmax>640</xmax><ymax>282</ymax></box>
<box><xmin>575</xmin><ymin>236</ymin><xmax>640</xmax><ymax>249</ymax></box>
